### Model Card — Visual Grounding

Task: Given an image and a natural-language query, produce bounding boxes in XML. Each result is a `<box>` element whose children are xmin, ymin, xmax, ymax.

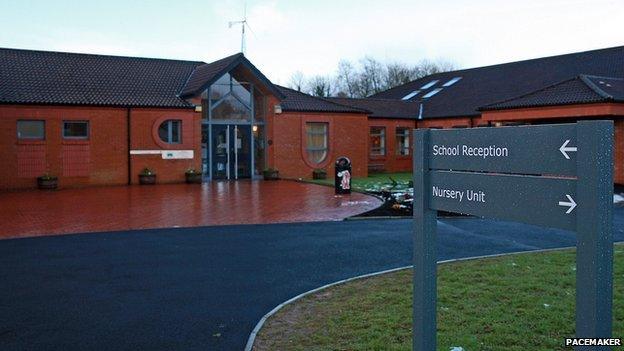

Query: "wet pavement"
<box><xmin>0</xmin><ymin>180</ymin><xmax>381</xmax><ymax>239</ymax></box>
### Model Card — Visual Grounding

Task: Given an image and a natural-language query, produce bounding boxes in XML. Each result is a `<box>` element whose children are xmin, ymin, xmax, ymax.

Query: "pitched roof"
<box><xmin>179</xmin><ymin>53</ymin><xmax>285</xmax><ymax>99</ymax></box>
<box><xmin>327</xmin><ymin>97</ymin><xmax>420</xmax><ymax>119</ymax></box>
<box><xmin>371</xmin><ymin>45</ymin><xmax>624</xmax><ymax>118</ymax></box>
<box><xmin>0</xmin><ymin>47</ymin><xmax>203</xmax><ymax>108</ymax></box>
<box><xmin>480</xmin><ymin>75</ymin><xmax>624</xmax><ymax>110</ymax></box>
<box><xmin>277</xmin><ymin>86</ymin><xmax>368</xmax><ymax>114</ymax></box>
<box><xmin>0</xmin><ymin>48</ymin><xmax>284</xmax><ymax>108</ymax></box>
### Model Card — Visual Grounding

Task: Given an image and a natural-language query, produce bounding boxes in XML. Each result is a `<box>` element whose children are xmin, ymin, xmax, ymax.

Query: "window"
<box><xmin>401</xmin><ymin>90</ymin><xmax>420</xmax><ymax>100</ymax></box>
<box><xmin>396</xmin><ymin>128</ymin><xmax>410</xmax><ymax>156</ymax></box>
<box><xmin>420</xmin><ymin>80</ymin><xmax>439</xmax><ymax>89</ymax></box>
<box><xmin>305</xmin><ymin>122</ymin><xmax>328</xmax><ymax>164</ymax></box>
<box><xmin>370</xmin><ymin>127</ymin><xmax>386</xmax><ymax>156</ymax></box>
<box><xmin>158</xmin><ymin>120</ymin><xmax>182</xmax><ymax>144</ymax></box>
<box><xmin>443</xmin><ymin>77</ymin><xmax>462</xmax><ymax>87</ymax></box>
<box><xmin>423</xmin><ymin>88</ymin><xmax>443</xmax><ymax>98</ymax></box>
<box><xmin>63</xmin><ymin>121</ymin><xmax>89</xmax><ymax>139</ymax></box>
<box><xmin>17</xmin><ymin>120</ymin><xmax>45</xmax><ymax>140</ymax></box>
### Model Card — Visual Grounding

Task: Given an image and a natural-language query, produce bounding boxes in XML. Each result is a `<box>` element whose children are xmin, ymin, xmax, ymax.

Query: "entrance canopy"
<box><xmin>179</xmin><ymin>53</ymin><xmax>284</xmax><ymax>180</ymax></box>
<box><xmin>179</xmin><ymin>52</ymin><xmax>284</xmax><ymax>101</ymax></box>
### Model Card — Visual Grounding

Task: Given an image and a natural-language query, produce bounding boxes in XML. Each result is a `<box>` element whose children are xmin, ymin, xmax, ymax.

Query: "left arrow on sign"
<box><xmin>559</xmin><ymin>140</ymin><xmax>578</xmax><ymax>160</ymax></box>
<box><xmin>558</xmin><ymin>194</ymin><xmax>577</xmax><ymax>214</ymax></box>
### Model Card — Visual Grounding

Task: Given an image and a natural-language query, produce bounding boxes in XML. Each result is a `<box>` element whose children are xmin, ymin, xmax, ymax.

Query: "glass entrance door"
<box><xmin>211</xmin><ymin>124</ymin><xmax>251</xmax><ymax>180</ymax></box>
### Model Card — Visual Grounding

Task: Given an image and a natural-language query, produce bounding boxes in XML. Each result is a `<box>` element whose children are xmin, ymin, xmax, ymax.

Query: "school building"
<box><xmin>0</xmin><ymin>45</ymin><xmax>623</xmax><ymax>190</ymax></box>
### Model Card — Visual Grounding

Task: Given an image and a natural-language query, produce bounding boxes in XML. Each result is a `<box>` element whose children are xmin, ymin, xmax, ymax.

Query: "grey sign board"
<box><xmin>413</xmin><ymin>121</ymin><xmax>614</xmax><ymax>351</ymax></box>
<box><xmin>428</xmin><ymin>124</ymin><xmax>577</xmax><ymax>176</ymax></box>
<box><xmin>430</xmin><ymin>170</ymin><xmax>576</xmax><ymax>231</ymax></box>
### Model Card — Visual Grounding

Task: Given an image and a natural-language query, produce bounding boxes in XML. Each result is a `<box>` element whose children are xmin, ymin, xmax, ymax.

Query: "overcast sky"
<box><xmin>1</xmin><ymin>0</ymin><xmax>622</xmax><ymax>84</ymax></box>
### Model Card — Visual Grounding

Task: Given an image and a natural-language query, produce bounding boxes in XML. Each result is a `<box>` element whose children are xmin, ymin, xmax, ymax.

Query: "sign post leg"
<box><xmin>575</xmin><ymin>120</ymin><xmax>613</xmax><ymax>348</ymax></box>
<box><xmin>413</xmin><ymin>129</ymin><xmax>437</xmax><ymax>351</ymax></box>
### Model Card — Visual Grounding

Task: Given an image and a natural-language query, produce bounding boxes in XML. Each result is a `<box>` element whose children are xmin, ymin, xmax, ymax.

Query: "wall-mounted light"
<box><xmin>194</xmin><ymin>105</ymin><xmax>202</xmax><ymax>113</ymax></box>
<box><xmin>274</xmin><ymin>104</ymin><xmax>282</xmax><ymax>114</ymax></box>
<box><xmin>252</xmin><ymin>125</ymin><xmax>258</xmax><ymax>132</ymax></box>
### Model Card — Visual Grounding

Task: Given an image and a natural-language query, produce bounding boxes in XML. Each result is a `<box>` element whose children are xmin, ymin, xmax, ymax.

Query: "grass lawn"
<box><xmin>254</xmin><ymin>245</ymin><xmax>624</xmax><ymax>351</ymax></box>
<box><xmin>308</xmin><ymin>172</ymin><xmax>413</xmax><ymax>192</ymax></box>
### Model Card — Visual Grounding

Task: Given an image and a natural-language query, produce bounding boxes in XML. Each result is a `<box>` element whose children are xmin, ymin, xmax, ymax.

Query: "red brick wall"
<box><xmin>367</xmin><ymin>118</ymin><xmax>417</xmax><ymax>173</ymax></box>
<box><xmin>415</xmin><ymin>117</ymin><xmax>476</xmax><ymax>129</ymax></box>
<box><xmin>0</xmin><ymin>105</ymin><xmax>201</xmax><ymax>190</ymax></box>
<box><xmin>0</xmin><ymin>105</ymin><xmax>128</xmax><ymax>190</ymax></box>
<box><xmin>128</xmin><ymin>108</ymin><xmax>201</xmax><ymax>184</ymax></box>
<box><xmin>270</xmin><ymin>111</ymin><xmax>369</xmax><ymax>179</ymax></box>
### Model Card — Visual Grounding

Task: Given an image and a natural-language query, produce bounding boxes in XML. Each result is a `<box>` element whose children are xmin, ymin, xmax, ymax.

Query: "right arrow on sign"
<box><xmin>559</xmin><ymin>139</ymin><xmax>578</xmax><ymax>159</ymax></box>
<box><xmin>558</xmin><ymin>194</ymin><xmax>577</xmax><ymax>214</ymax></box>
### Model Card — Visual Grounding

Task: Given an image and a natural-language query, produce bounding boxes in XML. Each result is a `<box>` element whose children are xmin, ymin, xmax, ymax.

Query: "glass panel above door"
<box><xmin>210</xmin><ymin>73</ymin><xmax>231</xmax><ymax>103</ymax></box>
<box><xmin>231</xmin><ymin>77</ymin><xmax>251</xmax><ymax>106</ymax></box>
<box><xmin>211</xmin><ymin>94</ymin><xmax>252</xmax><ymax>122</ymax></box>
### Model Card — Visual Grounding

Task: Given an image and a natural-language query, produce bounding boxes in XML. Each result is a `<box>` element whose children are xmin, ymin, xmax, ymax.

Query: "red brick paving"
<box><xmin>0</xmin><ymin>181</ymin><xmax>382</xmax><ymax>239</ymax></box>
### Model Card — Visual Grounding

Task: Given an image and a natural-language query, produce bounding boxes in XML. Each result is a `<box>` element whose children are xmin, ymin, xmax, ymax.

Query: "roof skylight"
<box><xmin>402</xmin><ymin>90</ymin><xmax>420</xmax><ymax>100</ymax></box>
<box><xmin>420</xmin><ymin>80</ymin><xmax>439</xmax><ymax>89</ymax></box>
<box><xmin>442</xmin><ymin>77</ymin><xmax>462</xmax><ymax>87</ymax></box>
<box><xmin>423</xmin><ymin>88</ymin><xmax>443</xmax><ymax>98</ymax></box>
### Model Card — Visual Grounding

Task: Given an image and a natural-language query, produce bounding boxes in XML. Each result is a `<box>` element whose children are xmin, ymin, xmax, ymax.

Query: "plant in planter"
<box><xmin>263</xmin><ymin>168</ymin><xmax>279</xmax><ymax>180</ymax></box>
<box><xmin>37</xmin><ymin>173</ymin><xmax>58</xmax><ymax>190</ymax></box>
<box><xmin>185</xmin><ymin>168</ymin><xmax>203</xmax><ymax>184</ymax></box>
<box><xmin>312</xmin><ymin>168</ymin><xmax>327</xmax><ymax>180</ymax></box>
<box><xmin>138</xmin><ymin>167</ymin><xmax>156</xmax><ymax>185</ymax></box>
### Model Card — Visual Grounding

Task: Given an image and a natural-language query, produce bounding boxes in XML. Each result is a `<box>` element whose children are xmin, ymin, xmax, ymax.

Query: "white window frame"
<box><xmin>370</xmin><ymin>127</ymin><xmax>386</xmax><ymax>156</ymax></box>
<box><xmin>443</xmin><ymin>77</ymin><xmax>462</xmax><ymax>87</ymax></box>
<box><xmin>17</xmin><ymin>120</ymin><xmax>45</xmax><ymax>140</ymax></box>
<box><xmin>396</xmin><ymin>127</ymin><xmax>410</xmax><ymax>156</ymax></box>
<box><xmin>423</xmin><ymin>88</ymin><xmax>443</xmax><ymax>98</ymax></box>
<box><xmin>420</xmin><ymin>80</ymin><xmax>439</xmax><ymax>89</ymax></box>
<box><xmin>402</xmin><ymin>90</ymin><xmax>420</xmax><ymax>100</ymax></box>
<box><xmin>159</xmin><ymin>120</ymin><xmax>182</xmax><ymax>144</ymax></box>
<box><xmin>305</xmin><ymin>122</ymin><xmax>329</xmax><ymax>164</ymax></box>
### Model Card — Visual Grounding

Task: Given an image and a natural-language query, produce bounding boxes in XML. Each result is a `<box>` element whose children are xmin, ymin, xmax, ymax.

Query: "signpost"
<box><xmin>413</xmin><ymin>121</ymin><xmax>614</xmax><ymax>350</ymax></box>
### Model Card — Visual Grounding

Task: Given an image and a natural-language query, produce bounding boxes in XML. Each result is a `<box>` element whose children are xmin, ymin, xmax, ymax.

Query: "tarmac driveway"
<box><xmin>1</xmin><ymin>208</ymin><xmax>623</xmax><ymax>350</ymax></box>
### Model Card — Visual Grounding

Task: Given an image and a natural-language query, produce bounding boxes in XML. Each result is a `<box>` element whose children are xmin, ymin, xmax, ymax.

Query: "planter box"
<box><xmin>263</xmin><ymin>170</ymin><xmax>279</xmax><ymax>180</ymax></box>
<box><xmin>139</xmin><ymin>174</ymin><xmax>156</xmax><ymax>185</ymax></box>
<box><xmin>37</xmin><ymin>177</ymin><xmax>58</xmax><ymax>190</ymax></box>
<box><xmin>185</xmin><ymin>173</ymin><xmax>203</xmax><ymax>184</ymax></box>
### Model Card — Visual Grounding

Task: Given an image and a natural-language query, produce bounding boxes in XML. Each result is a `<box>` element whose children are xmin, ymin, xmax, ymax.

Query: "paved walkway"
<box><xmin>0</xmin><ymin>181</ymin><xmax>381</xmax><ymax>239</ymax></box>
<box><xmin>2</xmin><ymin>211</ymin><xmax>623</xmax><ymax>351</ymax></box>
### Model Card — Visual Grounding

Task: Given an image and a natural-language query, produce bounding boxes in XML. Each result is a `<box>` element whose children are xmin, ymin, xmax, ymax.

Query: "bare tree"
<box><xmin>385</xmin><ymin>62</ymin><xmax>418</xmax><ymax>88</ymax></box>
<box><xmin>336</xmin><ymin>60</ymin><xmax>358</xmax><ymax>98</ymax></box>
<box><xmin>287</xmin><ymin>71</ymin><xmax>306</xmax><ymax>92</ymax></box>
<box><xmin>357</xmin><ymin>56</ymin><xmax>385</xmax><ymax>97</ymax></box>
<box><xmin>287</xmin><ymin>56</ymin><xmax>457</xmax><ymax>98</ymax></box>
<box><xmin>414</xmin><ymin>59</ymin><xmax>456</xmax><ymax>78</ymax></box>
<box><xmin>307</xmin><ymin>75</ymin><xmax>334</xmax><ymax>97</ymax></box>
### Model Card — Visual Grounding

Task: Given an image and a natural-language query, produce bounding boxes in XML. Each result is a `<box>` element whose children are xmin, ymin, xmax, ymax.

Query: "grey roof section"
<box><xmin>179</xmin><ymin>53</ymin><xmax>285</xmax><ymax>99</ymax></box>
<box><xmin>327</xmin><ymin>97</ymin><xmax>420</xmax><ymax>119</ymax></box>
<box><xmin>0</xmin><ymin>47</ymin><xmax>203</xmax><ymax>108</ymax></box>
<box><xmin>480</xmin><ymin>75</ymin><xmax>624</xmax><ymax>110</ymax></box>
<box><xmin>371</xmin><ymin>45</ymin><xmax>624</xmax><ymax>118</ymax></box>
<box><xmin>277</xmin><ymin>86</ymin><xmax>368</xmax><ymax>114</ymax></box>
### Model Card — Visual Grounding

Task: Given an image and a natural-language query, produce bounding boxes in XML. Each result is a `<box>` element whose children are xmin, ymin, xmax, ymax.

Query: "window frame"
<box><xmin>395</xmin><ymin>127</ymin><xmax>410</xmax><ymax>156</ymax></box>
<box><xmin>305</xmin><ymin>122</ymin><xmax>329</xmax><ymax>165</ymax></box>
<box><xmin>370</xmin><ymin>126</ymin><xmax>386</xmax><ymax>156</ymax></box>
<box><xmin>158</xmin><ymin>119</ymin><xmax>182</xmax><ymax>144</ymax></box>
<box><xmin>423</xmin><ymin>88</ymin><xmax>443</xmax><ymax>98</ymax></box>
<box><xmin>62</xmin><ymin>120</ymin><xmax>90</xmax><ymax>140</ymax></box>
<box><xmin>17</xmin><ymin>120</ymin><xmax>45</xmax><ymax>140</ymax></box>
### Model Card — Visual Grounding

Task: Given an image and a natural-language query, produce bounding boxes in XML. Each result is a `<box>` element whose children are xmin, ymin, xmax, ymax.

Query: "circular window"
<box><xmin>158</xmin><ymin>120</ymin><xmax>182</xmax><ymax>144</ymax></box>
